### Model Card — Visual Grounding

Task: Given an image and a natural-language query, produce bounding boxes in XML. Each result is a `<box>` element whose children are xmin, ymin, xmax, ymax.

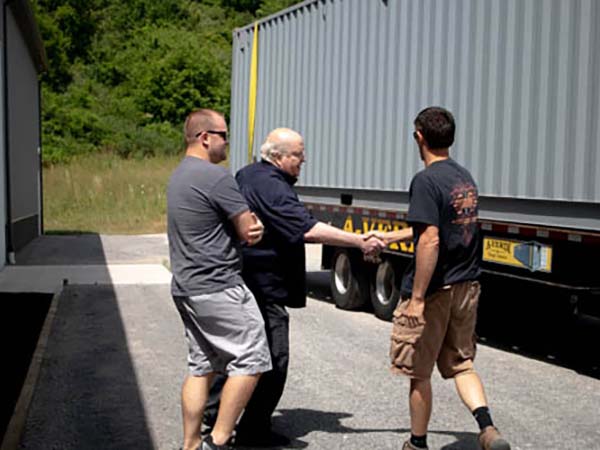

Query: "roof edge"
<box><xmin>7</xmin><ymin>0</ymin><xmax>48</xmax><ymax>73</ymax></box>
<box><xmin>233</xmin><ymin>0</ymin><xmax>319</xmax><ymax>34</ymax></box>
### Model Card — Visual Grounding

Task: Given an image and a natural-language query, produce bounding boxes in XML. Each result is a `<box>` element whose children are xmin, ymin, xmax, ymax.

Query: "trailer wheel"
<box><xmin>370</xmin><ymin>259</ymin><xmax>401</xmax><ymax>321</ymax></box>
<box><xmin>330</xmin><ymin>249</ymin><xmax>369</xmax><ymax>310</ymax></box>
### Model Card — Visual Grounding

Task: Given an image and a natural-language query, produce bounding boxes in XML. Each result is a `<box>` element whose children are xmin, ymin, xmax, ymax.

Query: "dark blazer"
<box><xmin>236</xmin><ymin>160</ymin><xmax>318</xmax><ymax>308</ymax></box>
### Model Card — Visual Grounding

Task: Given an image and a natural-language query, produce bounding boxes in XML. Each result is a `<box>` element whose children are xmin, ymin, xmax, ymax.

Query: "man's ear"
<box><xmin>200</xmin><ymin>132</ymin><xmax>210</xmax><ymax>147</ymax></box>
<box><xmin>415</xmin><ymin>131</ymin><xmax>425</xmax><ymax>145</ymax></box>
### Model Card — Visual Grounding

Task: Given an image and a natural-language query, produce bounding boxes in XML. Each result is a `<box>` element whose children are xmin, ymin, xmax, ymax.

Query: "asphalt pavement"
<box><xmin>4</xmin><ymin>236</ymin><xmax>600</xmax><ymax>450</ymax></box>
<box><xmin>281</xmin><ymin>271</ymin><xmax>600</xmax><ymax>450</ymax></box>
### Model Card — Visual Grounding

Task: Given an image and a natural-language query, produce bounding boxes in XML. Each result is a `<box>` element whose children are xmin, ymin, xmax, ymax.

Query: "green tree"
<box><xmin>257</xmin><ymin>0</ymin><xmax>299</xmax><ymax>17</ymax></box>
<box><xmin>34</xmin><ymin>0</ymin><xmax>303</xmax><ymax>165</ymax></box>
<box><xmin>33</xmin><ymin>0</ymin><xmax>101</xmax><ymax>90</ymax></box>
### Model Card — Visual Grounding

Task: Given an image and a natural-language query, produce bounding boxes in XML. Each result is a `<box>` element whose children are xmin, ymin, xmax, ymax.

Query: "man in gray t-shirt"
<box><xmin>168</xmin><ymin>156</ymin><xmax>247</xmax><ymax>295</ymax></box>
<box><xmin>167</xmin><ymin>109</ymin><xmax>271</xmax><ymax>450</ymax></box>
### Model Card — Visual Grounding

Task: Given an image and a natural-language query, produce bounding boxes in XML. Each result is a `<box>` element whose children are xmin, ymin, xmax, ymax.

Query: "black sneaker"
<box><xmin>234</xmin><ymin>430</ymin><xmax>291</xmax><ymax>448</ymax></box>
<box><xmin>200</xmin><ymin>435</ymin><xmax>232</xmax><ymax>450</ymax></box>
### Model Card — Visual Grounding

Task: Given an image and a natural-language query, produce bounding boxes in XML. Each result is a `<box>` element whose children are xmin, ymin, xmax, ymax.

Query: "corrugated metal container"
<box><xmin>230</xmin><ymin>0</ymin><xmax>600</xmax><ymax>229</ymax></box>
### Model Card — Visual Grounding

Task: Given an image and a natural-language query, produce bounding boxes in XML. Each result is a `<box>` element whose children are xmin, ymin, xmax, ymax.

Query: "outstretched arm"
<box><xmin>304</xmin><ymin>222</ymin><xmax>385</xmax><ymax>255</ymax></box>
<box><xmin>364</xmin><ymin>227</ymin><xmax>414</xmax><ymax>245</ymax></box>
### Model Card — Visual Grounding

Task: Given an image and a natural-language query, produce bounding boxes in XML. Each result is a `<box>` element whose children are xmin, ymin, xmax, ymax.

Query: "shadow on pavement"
<box><xmin>1</xmin><ymin>292</ymin><xmax>52</xmax><ymax>441</ymax></box>
<box><xmin>271</xmin><ymin>408</ymin><xmax>393</xmax><ymax>448</ymax></box>
<box><xmin>308</xmin><ymin>267</ymin><xmax>600</xmax><ymax>380</ymax></box>
<box><xmin>437</xmin><ymin>431</ymin><xmax>480</xmax><ymax>450</ymax></box>
<box><xmin>5</xmin><ymin>234</ymin><xmax>156</xmax><ymax>449</ymax></box>
<box><xmin>267</xmin><ymin>408</ymin><xmax>480</xmax><ymax>450</ymax></box>
<box><xmin>18</xmin><ymin>284</ymin><xmax>154</xmax><ymax>449</ymax></box>
<box><xmin>477</xmin><ymin>273</ymin><xmax>600</xmax><ymax>380</ymax></box>
<box><xmin>16</xmin><ymin>233</ymin><xmax>108</xmax><ymax>265</ymax></box>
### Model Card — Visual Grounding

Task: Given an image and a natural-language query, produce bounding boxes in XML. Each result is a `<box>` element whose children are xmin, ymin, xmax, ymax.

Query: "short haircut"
<box><xmin>183</xmin><ymin>109</ymin><xmax>223</xmax><ymax>145</ymax></box>
<box><xmin>414</xmin><ymin>106</ymin><xmax>455</xmax><ymax>149</ymax></box>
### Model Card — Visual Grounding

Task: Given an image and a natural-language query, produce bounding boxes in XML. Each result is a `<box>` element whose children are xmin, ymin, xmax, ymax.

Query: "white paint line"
<box><xmin>0</xmin><ymin>264</ymin><xmax>172</xmax><ymax>293</ymax></box>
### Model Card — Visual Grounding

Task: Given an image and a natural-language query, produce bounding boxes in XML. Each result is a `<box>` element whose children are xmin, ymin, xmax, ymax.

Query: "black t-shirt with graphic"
<box><xmin>400</xmin><ymin>158</ymin><xmax>481</xmax><ymax>298</ymax></box>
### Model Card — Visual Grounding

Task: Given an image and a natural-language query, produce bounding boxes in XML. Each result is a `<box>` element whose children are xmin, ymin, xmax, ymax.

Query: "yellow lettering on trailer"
<box><xmin>343</xmin><ymin>215</ymin><xmax>355</xmax><ymax>233</ymax></box>
<box><xmin>342</xmin><ymin>214</ymin><xmax>414</xmax><ymax>253</ymax></box>
<box><xmin>361</xmin><ymin>217</ymin><xmax>378</xmax><ymax>234</ymax></box>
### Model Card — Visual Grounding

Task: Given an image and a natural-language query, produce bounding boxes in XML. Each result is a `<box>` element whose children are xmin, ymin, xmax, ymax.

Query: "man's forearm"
<box><xmin>304</xmin><ymin>222</ymin><xmax>363</xmax><ymax>247</ymax></box>
<box><xmin>411</xmin><ymin>231</ymin><xmax>439</xmax><ymax>300</ymax></box>
<box><xmin>382</xmin><ymin>227</ymin><xmax>413</xmax><ymax>245</ymax></box>
<box><xmin>231</xmin><ymin>209</ymin><xmax>255</xmax><ymax>242</ymax></box>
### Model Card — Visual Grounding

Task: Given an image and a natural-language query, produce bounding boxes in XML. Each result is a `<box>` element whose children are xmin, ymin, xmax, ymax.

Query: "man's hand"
<box><xmin>247</xmin><ymin>213</ymin><xmax>264</xmax><ymax>246</ymax></box>
<box><xmin>363</xmin><ymin>228</ymin><xmax>414</xmax><ymax>245</ymax></box>
<box><xmin>360</xmin><ymin>235</ymin><xmax>386</xmax><ymax>263</ymax></box>
<box><xmin>401</xmin><ymin>297</ymin><xmax>425</xmax><ymax>328</ymax></box>
<box><xmin>363</xmin><ymin>231</ymin><xmax>388</xmax><ymax>245</ymax></box>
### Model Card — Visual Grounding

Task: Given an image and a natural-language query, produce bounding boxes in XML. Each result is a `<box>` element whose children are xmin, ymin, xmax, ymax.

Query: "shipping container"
<box><xmin>230</xmin><ymin>0</ymin><xmax>600</xmax><ymax>322</ymax></box>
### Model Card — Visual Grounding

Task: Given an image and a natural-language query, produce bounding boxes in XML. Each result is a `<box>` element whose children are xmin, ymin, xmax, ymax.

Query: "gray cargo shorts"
<box><xmin>173</xmin><ymin>284</ymin><xmax>272</xmax><ymax>376</ymax></box>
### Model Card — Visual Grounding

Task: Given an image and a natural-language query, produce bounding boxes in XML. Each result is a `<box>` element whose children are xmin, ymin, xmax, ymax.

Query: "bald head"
<box><xmin>260</xmin><ymin>128</ymin><xmax>305</xmax><ymax>178</ymax></box>
<box><xmin>260</xmin><ymin>128</ymin><xmax>304</xmax><ymax>161</ymax></box>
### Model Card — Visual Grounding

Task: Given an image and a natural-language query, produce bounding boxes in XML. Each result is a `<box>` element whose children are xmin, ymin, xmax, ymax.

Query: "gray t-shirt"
<box><xmin>167</xmin><ymin>156</ymin><xmax>249</xmax><ymax>296</ymax></box>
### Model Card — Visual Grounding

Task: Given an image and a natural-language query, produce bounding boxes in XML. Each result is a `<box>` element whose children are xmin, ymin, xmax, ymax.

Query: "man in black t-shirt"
<box><xmin>375</xmin><ymin>107</ymin><xmax>510</xmax><ymax>450</ymax></box>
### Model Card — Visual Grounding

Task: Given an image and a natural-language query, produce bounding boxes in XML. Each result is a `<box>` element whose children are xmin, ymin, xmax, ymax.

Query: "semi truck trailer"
<box><xmin>229</xmin><ymin>0</ymin><xmax>600</xmax><ymax>322</ymax></box>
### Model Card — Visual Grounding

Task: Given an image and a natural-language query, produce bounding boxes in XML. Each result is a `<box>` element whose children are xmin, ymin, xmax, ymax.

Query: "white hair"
<box><xmin>260</xmin><ymin>140</ymin><xmax>288</xmax><ymax>162</ymax></box>
<box><xmin>260</xmin><ymin>128</ymin><xmax>303</xmax><ymax>163</ymax></box>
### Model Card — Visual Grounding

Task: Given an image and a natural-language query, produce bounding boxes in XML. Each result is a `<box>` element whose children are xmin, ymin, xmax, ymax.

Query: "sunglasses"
<box><xmin>195</xmin><ymin>130</ymin><xmax>228</xmax><ymax>141</ymax></box>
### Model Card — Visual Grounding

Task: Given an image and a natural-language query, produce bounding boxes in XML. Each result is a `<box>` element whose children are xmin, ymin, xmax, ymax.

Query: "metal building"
<box><xmin>230</xmin><ymin>0</ymin><xmax>600</xmax><ymax>232</ymax></box>
<box><xmin>0</xmin><ymin>0</ymin><xmax>46</xmax><ymax>270</ymax></box>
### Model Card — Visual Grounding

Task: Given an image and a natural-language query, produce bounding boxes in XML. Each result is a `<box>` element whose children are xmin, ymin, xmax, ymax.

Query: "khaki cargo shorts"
<box><xmin>390</xmin><ymin>280</ymin><xmax>480</xmax><ymax>379</ymax></box>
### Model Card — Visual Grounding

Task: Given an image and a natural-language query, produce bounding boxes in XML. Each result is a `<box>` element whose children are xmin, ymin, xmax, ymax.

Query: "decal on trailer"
<box><xmin>342</xmin><ymin>215</ymin><xmax>414</xmax><ymax>254</ymax></box>
<box><xmin>482</xmin><ymin>238</ymin><xmax>552</xmax><ymax>272</ymax></box>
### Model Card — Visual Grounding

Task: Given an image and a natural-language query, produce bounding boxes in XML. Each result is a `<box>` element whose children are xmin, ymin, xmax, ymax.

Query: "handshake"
<box><xmin>359</xmin><ymin>231</ymin><xmax>387</xmax><ymax>262</ymax></box>
<box><xmin>359</xmin><ymin>228</ymin><xmax>414</xmax><ymax>263</ymax></box>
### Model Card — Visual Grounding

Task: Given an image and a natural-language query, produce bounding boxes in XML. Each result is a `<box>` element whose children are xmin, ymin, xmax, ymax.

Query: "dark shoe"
<box><xmin>234</xmin><ymin>430</ymin><xmax>291</xmax><ymax>447</ymax></box>
<box><xmin>200</xmin><ymin>435</ymin><xmax>232</xmax><ymax>450</ymax></box>
<box><xmin>402</xmin><ymin>440</ymin><xmax>429</xmax><ymax>450</ymax></box>
<box><xmin>478</xmin><ymin>426</ymin><xmax>511</xmax><ymax>450</ymax></box>
<box><xmin>202</xmin><ymin>413</ymin><xmax>216</xmax><ymax>435</ymax></box>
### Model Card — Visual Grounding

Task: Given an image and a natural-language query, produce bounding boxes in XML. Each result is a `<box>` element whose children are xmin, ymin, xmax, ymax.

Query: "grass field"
<box><xmin>43</xmin><ymin>154</ymin><xmax>183</xmax><ymax>234</ymax></box>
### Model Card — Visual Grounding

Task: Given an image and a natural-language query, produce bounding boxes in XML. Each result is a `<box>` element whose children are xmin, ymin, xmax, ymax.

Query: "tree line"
<box><xmin>34</xmin><ymin>0</ymin><xmax>299</xmax><ymax>165</ymax></box>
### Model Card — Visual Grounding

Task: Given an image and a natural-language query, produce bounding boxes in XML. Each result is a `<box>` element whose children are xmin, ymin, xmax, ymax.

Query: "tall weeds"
<box><xmin>43</xmin><ymin>154</ymin><xmax>182</xmax><ymax>234</ymax></box>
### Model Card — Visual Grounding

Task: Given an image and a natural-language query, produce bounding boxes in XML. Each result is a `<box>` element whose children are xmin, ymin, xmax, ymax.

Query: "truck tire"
<box><xmin>370</xmin><ymin>259</ymin><xmax>401</xmax><ymax>321</ymax></box>
<box><xmin>330</xmin><ymin>248</ymin><xmax>369</xmax><ymax>310</ymax></box>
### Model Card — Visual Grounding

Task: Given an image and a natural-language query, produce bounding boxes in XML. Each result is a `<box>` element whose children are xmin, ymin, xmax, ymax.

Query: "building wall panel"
<box><xmin>6</xmin><ymin>6</ymin><xmax>40</xmax><ymax>247</ymax></box>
